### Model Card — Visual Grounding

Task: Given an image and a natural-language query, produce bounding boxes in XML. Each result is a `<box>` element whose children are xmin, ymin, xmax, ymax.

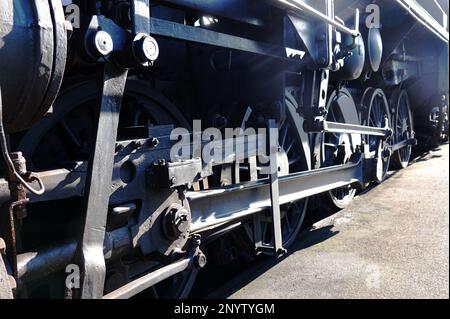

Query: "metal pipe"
<box><xmin>323</xmin><ymin>121</ymin><xmax>391</xmax><ymax>137</ymax></box>
<box><xmin>16</xmin><ymin>226</ymin><xmax>132</xmax><ymax>283</ymax></box>
<box><xmin>274</xmin><ymin>0</ymin><xmax>360</xmax><ymax>37</ymax></box>
<box><xmin>102</xmin><ymin>257</ymin><xmax>191</xmax><ymax>299</ymax></box>
<box><xmin>391</xmin><ymin>138</ymin><xmax>418</xmax><ymax>152</ymax></box>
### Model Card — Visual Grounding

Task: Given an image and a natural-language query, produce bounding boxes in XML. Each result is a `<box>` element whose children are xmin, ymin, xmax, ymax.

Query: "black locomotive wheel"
<box><xmin>317</xmin><ymin>88</ymin><xmax>361</xmax><ymax>209</ymax></box>
<box><xmin>17</xmin><ymin>80</ymin><xmax>196</xmax><ymax>299</ymax></box>
<box><xmin>362</xmin><ymin>88</ymin><xmax>392</xmax><ymax>183</ymax></box>
<box><xmin>391</xmin><ymin>90</ymin><xmax>414</xmax><ymax>169</ymax></box>
<box><xmin>236</xmin><ymin>88</ymin><xmax>311</xmax><ymax>249</ymax></box>
<box><xmin>17</xmin><ymin>80</ymin><xmax>190</xmax><ymax>170</ymax></box>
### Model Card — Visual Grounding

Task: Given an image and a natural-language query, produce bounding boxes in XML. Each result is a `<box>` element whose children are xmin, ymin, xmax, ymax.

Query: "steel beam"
<box><xmin>102</xmin><ymin>257</ymin><xmax>191</xmax><ymax>299</ymax></box>
<box><xmin>322</xmin><ymin>121</ymin><xmax>391</xmax><ymax>137</ymax></box>
<box><xmin>267</xmin><ymin>120</ymin><xmax>285</xmax><ymax>255</ymax></box>
<box><xmin>149</xmin><ymin>18</ymin><xmax>299</xmax><ymax>61</ymax></box>
<box><xmin>189</xmin><ymin>153</ymin><xmax>365</xmax><ymax>232</ymax></box>
<box><xmin>75</xmin><ymin>63</ymin><xmax>128</xmax><ymax>299</ymax></box>
<box><xmin>273</xmin><ymin>0</ymin><xmax>360</xmax><ymax>37</ymax></box>
<box><xmin>391</xmin><ymin>138</ymin><xmax>418</xmax><ymax>152</ymax></box>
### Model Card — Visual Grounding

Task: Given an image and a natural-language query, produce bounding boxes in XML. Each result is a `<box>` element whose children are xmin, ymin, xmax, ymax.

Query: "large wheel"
<box><xmin>317</xmin><ymin>88</ymin><xmax>361</xmax><ymax>209</ymax></box>
<box><xmin>17</xmin><ymin>80</ymin><xmax>196</xmax><ymax>299</ymax></box>
<box><xmin>361</xmin><ymin>88</ymin><xmax>392</xmax><ymax>183</ymax></box>
<box><xmin>235</xmin><ymin>88</ymin><xmax>311</xmax><ymax>249</ymax></box>
<box><xmin>18</xmin><ymin>80</ymin><xmax>190</xmax><ymax>170</ymax></box>
<box><xmin>390</xmin><ymin>90</ymin><xmax>414</xmax><ymax>169</ymax></box>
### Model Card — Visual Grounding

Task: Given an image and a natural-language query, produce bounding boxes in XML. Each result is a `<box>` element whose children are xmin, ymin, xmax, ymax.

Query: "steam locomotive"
<box><xmin>0</xmin><ymin>0</ymin><xmax>448</xmax><ymax>299</ymax></box>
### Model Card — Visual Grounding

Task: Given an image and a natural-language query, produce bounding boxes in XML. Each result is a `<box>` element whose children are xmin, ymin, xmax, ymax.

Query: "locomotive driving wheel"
<box><xmin>16</xmin><ymin>80</ymin><xmax>196</xmax><ymax>299</ymax></box>
<box><xmin>390</xmin><ymin>90</ymin><xmax>414</xmax><ymax>169</ymax></box>
<box><xmin>361</xmin><ymin>88</ymin><xmax>392</xmax><ymax>183</ymax></box>
<box><xmin>317</xmin><ymin>88</ymin><xmax>361</xmax><ymax>209</ymax></box>
<box><xmin>234</xmin><ymin>88</ymin><xmax>311</xmax><ymax>250</ymax></box>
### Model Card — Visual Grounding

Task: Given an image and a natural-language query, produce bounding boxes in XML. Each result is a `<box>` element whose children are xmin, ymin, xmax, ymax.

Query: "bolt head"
<box><xmin>115</xmin><ymin>143</ymin><xmax>124</xmax><ymax>153</ymax></box>
<box><xmin>163</xmin><ymin>205</ymin><xmax>191</xmax><ymax>240</ymax></box>
<box><xmin>174</xmin><ymin>210</ymin><xmax>190</xmax><ymax>234</ymax></box>
<box><xmin>93</xmin><ymin>31</ymin><xmax>114</xmax><ymax>57</ymax></box>
<box><xmin>194</xmin><ymin>253</ymin><xmax>207</xmax><ymax>269</ymax></box>
<box><xmin>133</xmin><ymin>34</ymin><xmax>159</xmax><ymax>65</ymax></box>
<box><xmin>131</xmin><ymin>141</ymin><xmax>142</xmax><ymax>149</ymax></box>
<box><xmin>149</xmin><ymin>137</ymin><xmax>159</xmax><ymax>148</ymax></box>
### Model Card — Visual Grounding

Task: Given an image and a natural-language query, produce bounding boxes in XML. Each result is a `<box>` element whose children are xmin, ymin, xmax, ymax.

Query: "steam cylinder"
<box><xmin>0</xmin><ymin>0</ymin><xmax>67</xmax><ymax>133</ymax></box>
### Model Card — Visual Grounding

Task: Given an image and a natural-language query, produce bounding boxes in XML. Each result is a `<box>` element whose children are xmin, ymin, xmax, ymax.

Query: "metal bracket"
<box><xmin>147</xmin><ymin>158</ymin><xmax>210</xmax><ymax>189</ymax></box>
<box><xmin>75</xmin><ymin>63</ymin><xmax>128</xmax><ymax>299</ymax></box>
<box><xmin>267</xmin><ymin>120</ymin><xmax>286</xmax><ymax>256</ymax></box>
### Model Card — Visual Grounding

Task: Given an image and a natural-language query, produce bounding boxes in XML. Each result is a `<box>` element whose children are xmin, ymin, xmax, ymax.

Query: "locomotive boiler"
<box><xmin>0</xmin><ymin>0</ymin><xmax>448</xmax><ymax>299</ymax></box>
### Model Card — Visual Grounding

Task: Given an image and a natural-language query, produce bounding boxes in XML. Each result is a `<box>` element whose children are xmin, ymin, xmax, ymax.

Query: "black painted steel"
<box><xmin>0</xmin><ymin>0</ymin><xmax>67</xmax><ymax>133</ymax></box>
<box><xmin>76</xmin><ymin>64</ymin><xmax>128</xmax><ymax>299</ymax></box>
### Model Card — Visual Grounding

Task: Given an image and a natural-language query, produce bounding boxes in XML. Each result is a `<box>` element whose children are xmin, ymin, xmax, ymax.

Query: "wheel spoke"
<box><xmin>288</xmin><ymin>155</ymin><xmax>301</xmax><ymax>166</ymax></box>
<box><xmin>59</xmin><ymin>119</ymin><xmax>82</xmax><ymax>149</ymax></box>
<box><xmin>285</xmin><ymin>139</ymin><xmax>295</xmax><ymax>154</ymax></box>
<box><xmin>280</xmin><ymin>123</ymin><xmax>289</xmax><ymax>147</ymax></box>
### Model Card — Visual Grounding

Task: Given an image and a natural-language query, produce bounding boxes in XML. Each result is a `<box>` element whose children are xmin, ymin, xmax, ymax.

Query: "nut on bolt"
<box><xmin>194</xmin><ymin>252</ymin><xmax>207</xmax><ymax>269</ymax></box>
<box><xmin>163</xmin><ymin>205</ymin><xmax>190</xmax><ymax>240</ymax></box>
<box><xmin>133</xmin><ymin>33</ymin><xmax>159</xmax><ymax>65</ymax></box>
<box><xmin>148</xmin><ymin>137</ymin><xmax>159</xmax><ymax>148</ymax></box>
<box><xmin>131</xmin><ymin>140</ymin><xmax>143</xmax><ymax>149</ymax></box>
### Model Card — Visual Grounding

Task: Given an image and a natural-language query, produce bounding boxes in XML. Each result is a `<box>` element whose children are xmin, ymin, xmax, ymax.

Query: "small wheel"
<box><xmin>362</xmin><ymin>88</ymin><xmax>392</xmax><ymax>183</ymax></box>
<box><xmin>318</xmin><ymin>88</ymin><xmax>361</xmax><ymax>209</ymax></box>
<box><xmin>390</xmin><ymin>90</ymin><xmax>413</xmax><ymax>169</ymax></box>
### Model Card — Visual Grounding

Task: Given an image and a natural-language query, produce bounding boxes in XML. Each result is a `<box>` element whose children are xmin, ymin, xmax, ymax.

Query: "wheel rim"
<box><xmin>362</xmin><ymin>88</ymin><xmax>392</xmax><ymax>182</ymax></box>
<box><xmin>320</xmin><ymin>88</ymin><xmax>361</xmax><ymax>209</ymax></box>
<box><xmin>17</xmin><ymin>80</ymin><xmax>196</xmax><ymax>299</ymax></box>
<box><xmin>392</xmin><ymin>90</ymin><xmax>413</xmax><ymax>168</ymax></box>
